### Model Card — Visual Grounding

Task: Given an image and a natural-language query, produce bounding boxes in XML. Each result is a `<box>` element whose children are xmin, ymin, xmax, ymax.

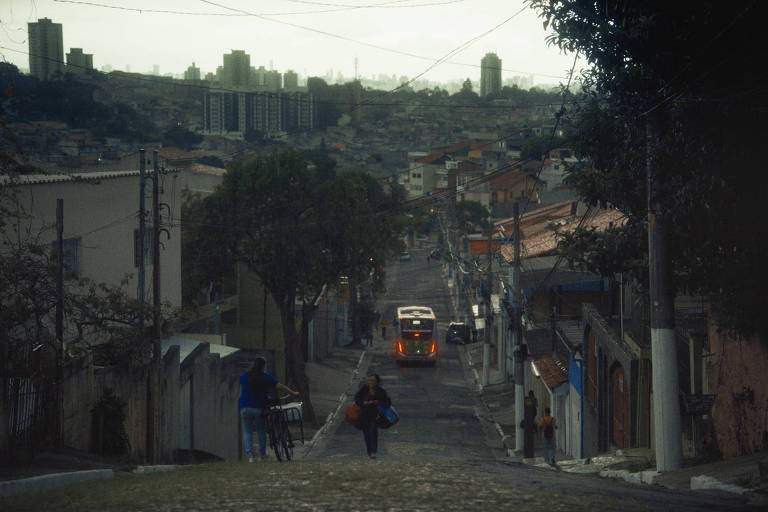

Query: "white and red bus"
<box><xmin>395</xmin><ymin>305</ymin><xmax>438</xmax><ymax>366</ymax></box>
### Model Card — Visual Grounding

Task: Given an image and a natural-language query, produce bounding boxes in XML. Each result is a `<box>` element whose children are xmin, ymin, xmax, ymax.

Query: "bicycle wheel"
<box><xmin>279</xmin><ymin>425</ymin><xmax>294</xmax><ymax>461</ymax></box>
<box><xmin>271</xmin><ymin>424</ymin><xmax>283</xmax><ymax>461</ymax></box>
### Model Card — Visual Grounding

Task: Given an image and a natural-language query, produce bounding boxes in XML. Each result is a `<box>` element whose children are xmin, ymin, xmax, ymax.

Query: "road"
<box><xmin>1</xmin><ymin>246</ymin><xmax>758</xmax><ymax>511</ymax></box>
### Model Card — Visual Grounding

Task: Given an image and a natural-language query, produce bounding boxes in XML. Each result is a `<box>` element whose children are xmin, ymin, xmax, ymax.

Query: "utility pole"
<box><xmin>512</xmin><ymin>202</ymin><xmax>525</xmax><ymax>455</ymax></box>
<box><xmin>55</xmin><ymin>198</ymin><xmax>64</xmax><ymax>445</ymax></box>
<box><xmin>482</xmin><ymin>219</ymin><xmax>492</xmax><ymax>387</ymax></box>
<box><xmin>148</xmin><ymin>150</ymin><xmax>161</xmax><ymax>463</ymax></box>
<box><xmin>647</xmin><ymin>113</ymin><xmax>682</xmax><ymax>472</ymax></box>
<box><xmin>138</xmin><ymin>149</ymin><xmax>146</xmax><ymax>334</ymax></box>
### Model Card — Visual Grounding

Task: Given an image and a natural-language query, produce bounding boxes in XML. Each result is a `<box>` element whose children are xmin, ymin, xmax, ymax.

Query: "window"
<box><xmin>51</xmin><ymin>238</ymin><xmax>81</xmax><ymax>275</ymax></box>
<box><xmin>134</xmin><ymin>229</ymin><xmax>153</xmax><ymax>267</ymax></box>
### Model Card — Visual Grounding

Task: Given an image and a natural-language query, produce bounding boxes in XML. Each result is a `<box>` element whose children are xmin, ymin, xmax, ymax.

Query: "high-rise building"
<box><xmin>66</xmin><ymin>48</ymin><xmax>93</xmax><ymax>75</ymax></box>
<box><xmin>221</xmin><ymin>50</ymin><xmax>251</xmax><ymax>87</ymax></box>
<box><xmin>28</xmin><ymin>18</ymin><xmax>64</xmax><ymax>80</ymax></box>
<box><xmin>283</xmin><ymin>70</ymin><xmax>299</xmax><ymax>91</ymax></box>
<box><xmin>184</xmin><ymin>62</ymin><xmax>201</xmax><ymax>81</ymax></box>
<box><xmin>480</xmin><ymin>52</ymin><xmax>502</xmax><ymax>98</ymax></box>
<box><xmin>264</xmin><ymin>70</ymin><xmax>282</xmax><ymax>91</ymax></box>
<box><xmin>203</xmin><ymin>90</ymin><xmax>314</xmax><ymax>136</ymax></box>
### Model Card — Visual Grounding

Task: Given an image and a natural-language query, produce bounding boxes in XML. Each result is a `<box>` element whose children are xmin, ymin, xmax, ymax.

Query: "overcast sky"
<box><xmin>1</xmin><ymin>0</ymin><xmax>582</xmax><ymax>86</ymax></box>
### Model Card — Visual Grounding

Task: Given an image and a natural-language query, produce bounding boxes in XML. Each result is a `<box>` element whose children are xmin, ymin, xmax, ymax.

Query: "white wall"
<box><xmin>7</xmin><ymin>172</ymin><xmax>182</xmax><ymax>309</ymax></box>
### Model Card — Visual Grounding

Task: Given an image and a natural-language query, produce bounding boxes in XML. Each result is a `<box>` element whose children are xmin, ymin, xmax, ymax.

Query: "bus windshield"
<box><xmin>397</xmin><ymin>306</ymin><xmax>436</xmax><ymax>341</ymax></box>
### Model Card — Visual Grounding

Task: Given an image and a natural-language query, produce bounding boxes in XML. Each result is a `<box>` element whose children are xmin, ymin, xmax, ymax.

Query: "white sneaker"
<box><xmin>248</xmin><ymin>456</ymin><xmax>255</xmax><ymax>463</ymax></box>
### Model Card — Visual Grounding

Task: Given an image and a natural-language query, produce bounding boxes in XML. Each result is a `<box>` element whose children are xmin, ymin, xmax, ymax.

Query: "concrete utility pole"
<box><xmin>512</xmin><ymin>202</ymin><xmax>525</xmax><ymax>455</ymax></box>
<box><xmin>138</xmin><ymin>149</ymin><xmax>146</xmax><ymax>332</ymax></box>
<box><xmin>482</xmin><ymin>221</ymin><xmax>492</xmax><ymax>387</ymax></box>
<box><xmin>56</xmin><ymin>198</ymin><xmax>64</xmax><ymax>445</ymax></box>
<box><xmin>647</xmin><ymin>114</ymin><xmax>682</xmax><ymax>472</ymax></box>
<box><xmin>148</xmin><ymin>150</ymin><xmax>162</xmax><ymax>463</ymax></box>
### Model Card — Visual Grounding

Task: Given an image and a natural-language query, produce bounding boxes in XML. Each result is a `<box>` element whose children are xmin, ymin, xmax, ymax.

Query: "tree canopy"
<box><xmin>527</xmin><ymin>0</ymin><xmax>768</xmax><ymax>337</ymax></box>
<box><xmin>184</xmin><ymin>149</ymin><xmax>405</xmax><ymax>422</ymax></box>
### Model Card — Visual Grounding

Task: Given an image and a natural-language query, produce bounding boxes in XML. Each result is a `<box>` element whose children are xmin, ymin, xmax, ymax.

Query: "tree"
<box><xmin>520</xmin><ymin>135</ymin><xmax>553</xmax><ymax>161</ymax></box>
<box><xmin>161</xmin><ymin>125</ymin><xmax>203</xmax><ymax>150</ymax></box>
<box><xmin>528</xmin><ymin>0</ymin><xmax>768</xmax><ymax>338</ymax></box>
<box><xmin>195</xmin><ymin>155</ymin><xmax>225</xmax><ymax>168</ymax></box>
<box><xmin>186</xmin><ymin>149</ymin><xmax>405</xmax><ymax>424</ymax></box>
<box><xmin>451</xmin><ymin>79</ymin><xmax>479</xmax><ymax>103</ymax></box>
<box><xmin>453</xmin><ymin>200</ymin><xmax>490</xmax><ymax>236</ymax></box>
<box><xmin>0</xmin><ymin>181</ymin><xmax>151</xmax><ymax>462</ymax></box>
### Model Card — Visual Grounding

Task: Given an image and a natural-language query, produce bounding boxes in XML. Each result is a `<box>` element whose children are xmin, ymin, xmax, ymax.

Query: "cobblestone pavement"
<box><xmin>1</xmin><ymin>458</ymin><xmax>757</xmax><ymax>512</ymax></box>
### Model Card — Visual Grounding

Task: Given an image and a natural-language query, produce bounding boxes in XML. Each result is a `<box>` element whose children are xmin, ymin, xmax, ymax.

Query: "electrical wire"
<box><xmin>40</xmin><ymin>0</ymin><xmax>567</xmax><ymax>80</ymax></box>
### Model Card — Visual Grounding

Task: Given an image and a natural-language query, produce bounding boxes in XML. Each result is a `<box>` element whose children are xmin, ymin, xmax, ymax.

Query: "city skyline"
<box><xmin>1</xmin><ymin>0</ymin><xmax>583</xmax><ymax>88</ymax></box>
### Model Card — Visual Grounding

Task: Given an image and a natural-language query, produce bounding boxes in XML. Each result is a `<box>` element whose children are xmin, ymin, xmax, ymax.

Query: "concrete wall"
<box><xmin>61</xmin><ymin>343</ymin><xmax>270</xmax><ymax>462</ymax></box>
<box><xmin>708</xmin><ymin>326</ymin><xmax>768</xmax><ymax>458</ymax></box>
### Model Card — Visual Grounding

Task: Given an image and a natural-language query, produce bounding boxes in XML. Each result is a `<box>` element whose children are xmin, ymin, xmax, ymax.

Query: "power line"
<box><xmin>359</xmin><ymin>5</ymin><xmax>529</xmax><ymax>109</ymax></box>
<box><xmin>1</xmin><ymin>46</ymin><xmax>577</xmax><ymax>113</ymax></box>
<box><xmin>52</xmin><ymin>0</ymin><xmax>468</xmax><ymax>17</ymax></box>
<box><xmin>40</xmin><ymin>0</ymin><xmax>568</xmax><ymax>79</ymax></box>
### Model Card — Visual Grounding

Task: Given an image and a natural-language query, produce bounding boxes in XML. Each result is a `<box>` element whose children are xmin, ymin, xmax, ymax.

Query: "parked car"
<box><xmin>445</xmin><ymin>322</ymin><xmax>471</xmax><ymax>344</ymax></box>
<box><xmin>399</xmin><ymin>252</ymin><xmax>411</xmax><ymax>262</ymax></box>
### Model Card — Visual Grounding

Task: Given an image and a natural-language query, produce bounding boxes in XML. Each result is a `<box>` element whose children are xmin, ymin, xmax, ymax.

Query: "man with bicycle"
<box><xmin>239</xmin><ymin>357</ymin><xmax>299</xmax><ymax>463</ymax></box>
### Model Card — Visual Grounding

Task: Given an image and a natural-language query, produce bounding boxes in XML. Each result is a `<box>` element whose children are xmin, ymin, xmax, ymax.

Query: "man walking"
<box><xmin>538</xmin><ymin>407</ymin><xmax>558</xmax><ymax>465</ymax></box>
<box><xmin>523</xmin><ymin>390</ymin><xmax>538</xmax><ymax>458</ymax></box>
<box><xmin>380</xmin><ymin>318</ymin><xmax>387</xmax><ymax>338</ymax></box>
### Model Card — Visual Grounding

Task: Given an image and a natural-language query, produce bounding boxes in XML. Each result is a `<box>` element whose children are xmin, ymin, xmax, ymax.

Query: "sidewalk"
<box><xmin>462</xmin><ymin>338</ymin><xmax>768</xmax><ymax>504</ymax></box>
<box><xmin>298</xmin><ymin>342</ymin><xmax>368</xmax><ymax>458</ymax></box>
<box><xmin>0</xmin><ymin>340</ymin><xmax>369</xmax><ymax>497</ymax></box>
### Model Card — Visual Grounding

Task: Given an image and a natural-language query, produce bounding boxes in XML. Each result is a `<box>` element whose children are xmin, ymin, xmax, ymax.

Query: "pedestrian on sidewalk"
<box><xmin>354</xmin><ymin>373</ymin><xmax>392</xmax><ymax>459</ymax></box>
<box><xmin>380</xmin><ymin>318</ymin><xmax>387</xmax><ymax>338</ymax></box>
<box><xmin>538</xmin><ymin>407</ymin><xmax>558</xmax><ymax>465</ymax></box>
<box><xmin>238</xmin><ymin>357</ymin><xmax>299</xmax><ymax>463</ymax></box>
<box><xmin>523</xmin><ymin>390</ymin><xmax>538</xmax><ymax>458</ymax></box>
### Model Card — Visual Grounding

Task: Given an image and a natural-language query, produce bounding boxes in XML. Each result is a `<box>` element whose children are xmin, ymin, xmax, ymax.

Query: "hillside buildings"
<box><xmin>28</xmin><ymin>18</ymin><xmax>64</xmax><ymax>80</ymax></box>
<box><xmin>480</xmin><ymin>52</ymin><xmax>502</xmax><ymax>98</ymax></box>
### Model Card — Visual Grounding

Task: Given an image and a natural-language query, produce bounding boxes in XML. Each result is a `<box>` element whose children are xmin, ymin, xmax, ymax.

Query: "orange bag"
<box><xmin>345</xmin><ymin>403</ymin><xmax>363</xmax><ymax>430</ymax></box>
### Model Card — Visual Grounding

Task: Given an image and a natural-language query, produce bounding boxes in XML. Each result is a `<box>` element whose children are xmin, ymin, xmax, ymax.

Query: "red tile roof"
<box><xmin>415</xmin><ymin>153</ymin><xmax>447</xmax><ymax>164</ymax></box>
<box><xmin>532</xmin><ymin>354</ymin><xmax>569</xmax><ymax>389</ymax></box>
<box><xmin>498</xmin><ymin>204</ymin><xmax>626</xmax><ymax>263</ymax></box>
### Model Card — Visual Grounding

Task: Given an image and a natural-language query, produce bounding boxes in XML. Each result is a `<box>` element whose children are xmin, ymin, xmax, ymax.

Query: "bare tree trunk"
<box><xmin>277</xmin><ymin>295</ymin><xmax>317</xmax><ymax>426</ymax></box>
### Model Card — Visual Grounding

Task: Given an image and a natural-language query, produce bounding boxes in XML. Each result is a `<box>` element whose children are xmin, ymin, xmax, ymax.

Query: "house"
<box><xmin>488</xmin><ymin>169</ymin><xmax>543</xmax><ymax>218</ymax></box>
<box><xmin>2</xmin><ymin>171</ymin><xmax>182</xmax><ymax>310</ymax></box>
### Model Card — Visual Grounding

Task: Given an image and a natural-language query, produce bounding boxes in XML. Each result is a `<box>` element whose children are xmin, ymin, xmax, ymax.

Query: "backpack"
<box><xmin>543</xmin><ymin>418</ymin><xmax>555</xmax><ymax>439</ymax></box>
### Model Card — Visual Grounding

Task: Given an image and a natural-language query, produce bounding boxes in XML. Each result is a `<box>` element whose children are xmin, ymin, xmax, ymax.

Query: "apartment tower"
<box><xmin>66</xmin><ymin>48</ymin><xmax>93</xmax><ymax>74</ymax></box>
<box><xmin>480</xmin><ymin>52</ymin><xmax>502</xmax><ymax>98</ymax></box>
<box><xmin>28</xmin><ymin>18</ymin><xmax>64</xmax><ymax>80</ymax></box>
<box><xmin>221</xmin><ymin>50</ymin><xmax>251</xmax><ymax>87</ymax></box>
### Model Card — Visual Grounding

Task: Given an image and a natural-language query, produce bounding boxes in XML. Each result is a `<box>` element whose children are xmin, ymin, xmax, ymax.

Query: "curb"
<box><xmin>300</xmin><ymin>349</ymin><xmax>368</xmax><ymax>458</ymax></box>
<box><xmin>0</xmin><ymin>469</ymin><xmax>114</xmax><ymax>497</ymax></box>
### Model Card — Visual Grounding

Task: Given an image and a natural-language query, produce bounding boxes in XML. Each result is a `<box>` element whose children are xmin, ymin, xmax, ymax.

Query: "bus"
<box><xmin>395</xmin><ymin>305</ymin><xmax>438</xmax><ymax>366</ymax></box>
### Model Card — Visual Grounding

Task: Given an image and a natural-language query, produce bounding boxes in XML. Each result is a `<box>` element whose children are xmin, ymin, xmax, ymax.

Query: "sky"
<box><xmin>1</xmin><ymin>0</ymin><xmax>583</xmax><ymax>87</ymax></box>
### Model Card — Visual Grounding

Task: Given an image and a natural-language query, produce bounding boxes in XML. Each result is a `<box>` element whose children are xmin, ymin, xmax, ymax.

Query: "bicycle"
<box><xmin>262</xmin><ymin>395</ymin><xmax>304</xmax><ymax>461</ymax></box>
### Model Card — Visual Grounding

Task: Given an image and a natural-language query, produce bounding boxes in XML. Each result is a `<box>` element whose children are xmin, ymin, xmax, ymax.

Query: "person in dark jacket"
<box><xmin>354</xmin><ymin>373</ymin><xmax>392</xmax><ymax>459</ymax></box>
<box><xmin>239</xmin><ymin>357</ymin><xmax>299</xmax><ymax>462</ymax></box>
